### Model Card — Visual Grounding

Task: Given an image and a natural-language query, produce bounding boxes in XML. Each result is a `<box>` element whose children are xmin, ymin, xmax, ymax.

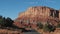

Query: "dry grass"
<box><xmin>0</xmin><ymin>29</ymin><xmax>23</xmax><ymax>34</ymax></box>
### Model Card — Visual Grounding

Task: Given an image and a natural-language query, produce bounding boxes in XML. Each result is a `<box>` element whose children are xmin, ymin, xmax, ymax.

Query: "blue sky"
<box><xmin>0</xmin><ymin>0</ymin><xmax>60</xmax><ymax>19</ymax></box>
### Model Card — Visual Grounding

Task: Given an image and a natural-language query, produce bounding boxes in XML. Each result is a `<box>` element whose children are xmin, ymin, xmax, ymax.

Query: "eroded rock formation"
<box><xmin>15</xmin><ymin>6</ymin><xmax>60</xmax><ymax>24</ymax></box>
<box><xmin>14</xmin><ymin>6</ymin><xmax>60</xmax><ymax>34</ymax></box>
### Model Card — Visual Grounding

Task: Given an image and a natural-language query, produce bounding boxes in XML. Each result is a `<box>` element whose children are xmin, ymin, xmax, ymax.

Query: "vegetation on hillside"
<box><xmin>43</xmin><ymin>22</ymin><xmax>56</xmax><ymax>32</ymax></box>
<box><xmin>37</xmin><ymin>22</ymin><xmax>43</xmax><ymax>29</ymax></box>
<box><xmin>57</xmin><ymin>21</ymin><xmax>60</xmax><ymax>28</ymax></box>
<box><xmin>0</xmin><ymin>15</ymin><xmax>22</xmax><ymax>29</ymax></box>
<box><xmin>0</xmin><ymin>15</ymin><xmax>60</xmax><ymax>32</ymax></box>
<box><xmin>0</xmin><ymin>15</ymin><xmax>14</xmax><ymax>27</ymax></box>
<box><xmin>37</xmin><ymin>21</ymin><xmax>56</xmax><ymax>32</ymax></box>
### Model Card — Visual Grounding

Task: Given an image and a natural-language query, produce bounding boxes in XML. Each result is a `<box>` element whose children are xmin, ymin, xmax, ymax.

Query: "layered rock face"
<box><xmin>14</xmin><ymin>6</ymin><xmax>60</xmax><ymax>28</ymax></box>
<box><xmin>17</xmin><ymin>6</ymin><xmax>50</xmax><ymax>23</ymax></box>
<box><xmin>18</xmin><ymin>6</ymin><xmax>50</xmax><ymax>18</ymax></box>
<box><xmin>14</xmin><ymin>6</ymin><xmax>60</xmax><ymax>34</ymax></box>
<box><xmin>16</xmin><ymin>6</ymin><xmax>60</xmax><ymax>23</ymax></box>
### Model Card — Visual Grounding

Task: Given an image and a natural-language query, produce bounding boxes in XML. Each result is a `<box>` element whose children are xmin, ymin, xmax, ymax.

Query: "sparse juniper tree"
<box><xmin>43</xmin><ymin>22</ymin><xmax>56</xmax><ymax>32</ymax></box>
<box><xmin>57</xmin><ymin>21</ymin><xmax>60</xmax><ymax>28</ymax></box>
<box><xmin>37</xmin><ymin>22</ymin><xmax>43</xmax><ymax>29</ymax></box>
<box><xmin>0</xmin><ymin>15</ymin><xmax>14</xmax><ymax>27</ymax></box>
<box><xmin>5</xmin><ymin>17</ymin><xmax>14</xmax><ymax>27</ymax></box>
<box><xmin>0</xmin><ymin>16</ymin><xmax>6</xmax><ymax>27</ymax></box>
<box><xmin>0</xmin><ymin>15</ymin><xmax>2</xmax><ymax>19</ymax></box>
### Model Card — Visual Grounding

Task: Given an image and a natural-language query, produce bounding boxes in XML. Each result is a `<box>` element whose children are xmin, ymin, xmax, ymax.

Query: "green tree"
<box><xmin>0</xmin><ymin>15</ymin><xmax>14</xmax><ymax>28</ymax></box>
<box><xmin>43</xmin><ymin>23</ymin><xmax>56</xmax><ymax>32</ymax></box>
<box><xmin>0</xmin><ymin>18</ymin><xmax>3</xmax><ymax>26</ymax></box>
<box><xmin>37</xmin><ymin>22</ymin><xmax>43</xmax><ymax>29</ymax></box>
<box><xmin>5</xmin><ymin>17</ymin><xmax>14</xmax><ymax>27</ymax></box>
<box><xmin>57</xmin><ymin>21</ymin><xmax>60</xmax><ymax>28</ymax></box>
<box><xmin>0</xmin><ymin>16</ymin><xmax>7</xmax><ymax>28</ymax></box>
<box><xmin>0</xmin><ymin>15</ymin><xmax>2</xmax><ymax>19</ymax></box>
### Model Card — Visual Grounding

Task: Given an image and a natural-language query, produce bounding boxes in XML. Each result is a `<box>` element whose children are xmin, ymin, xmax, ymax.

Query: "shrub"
<box><xmin>37</xmin><ymin>22</ymin><xmax>43</xmax><ymax>29</ymax></box>
<box><xmin>43</xmin><ymin>23</ymin><xmax>56</xmax><ymax>32</ymax></box>
<box><xmin>57</xmin><ymin>22</ymin><xmax>60</xmax><ymax>28</ymax></box>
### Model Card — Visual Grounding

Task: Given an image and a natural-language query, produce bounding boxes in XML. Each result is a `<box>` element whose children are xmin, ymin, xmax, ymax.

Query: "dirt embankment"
<box><xmin>0</xmin><ymin>29</ymin><xmax>23</xmax><ymax>34</ymax></box>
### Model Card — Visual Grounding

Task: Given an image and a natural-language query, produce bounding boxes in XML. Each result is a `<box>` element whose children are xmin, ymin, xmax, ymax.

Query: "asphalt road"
<box><xmin>24</xmin><ymin>32</ymin><xmax>40</xmax><ymax>34</ymax></box>
<box><xmin>24</xmin><ymin>30</ymin><xmax>40</xmax><ymax>34</ymax></box>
